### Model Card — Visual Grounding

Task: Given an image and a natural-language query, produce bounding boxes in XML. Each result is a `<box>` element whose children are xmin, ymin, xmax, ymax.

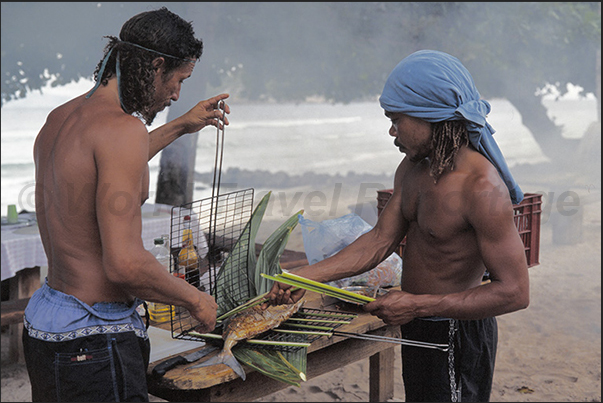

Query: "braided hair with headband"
<box><xmin>89</xmin><ymin>7</ymin><xmax>203</xmax><ymax>124</ymax></box>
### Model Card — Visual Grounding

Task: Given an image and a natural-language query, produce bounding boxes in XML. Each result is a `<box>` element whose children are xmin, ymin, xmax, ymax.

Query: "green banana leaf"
<box><xmin>213</xmin><ymin>192</ymin><xmax>272</xmax><ymax>316</ymax></box>
<box><xmin>250</xmin><ymin>207</ymin><xmax>305</xmax><ymax>384</ymax></box>
<box><xmin>277</xmin><ymin>346</ymin><xmax>307</xmax><ymax>385</ymax></box>
<box><xmin>233</xmin><ymin>347</ymin><xmax>306</xmax><ymax>387</ymax></box>
<box><xmin>253</xmin><ymin>208</ymin><xmax>304</xmax><ymax>295</ymax></box>
<box><xmin>246</xmin><ymin>192</ymin><xmax>271</xmax><ymax>288</ymax></box>
<box><xmin>212</xmin><ymin>191</ymin><xmax>307</xmax><ymax>385</ymax></box>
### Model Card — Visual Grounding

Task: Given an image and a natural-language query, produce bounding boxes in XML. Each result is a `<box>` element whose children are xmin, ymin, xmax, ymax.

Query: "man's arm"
<box><xmin>95</xmin><ymin>117</ymin><xmax>217</xmax><ymax>331</ymax></box>
<box><xmin>148</xmin><ymin>93</ymin><xmax>230</xmax><ymax>160</ymax></box>
<box><xmin>364</xmin><ymin>176</ymin><xmax>529</xmax><ymax>324</ymax></box>
<box><xmin>266</xmin><ymin>159</ymin><xmax>411</xmax><ymax>305</ymax></box>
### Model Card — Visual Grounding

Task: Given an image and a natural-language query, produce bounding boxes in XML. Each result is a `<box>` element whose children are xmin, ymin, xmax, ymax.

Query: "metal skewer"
<box><xmin>208</xmin><ymin>100</ymin><xmax>226</xmax><ymax>294</ymax></box>
<box><xmin>211</xmin><ymin>100</ymin><xmax>226</xmax><ymax>201</ymax></box>
<box><xmin>332</xmin><ymin>330</ymin><xmax>449</xmax><ymax>351</ymax></box>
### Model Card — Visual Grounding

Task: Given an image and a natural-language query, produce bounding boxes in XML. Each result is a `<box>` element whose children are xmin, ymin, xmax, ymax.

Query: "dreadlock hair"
<box><xmin>429</xmin><ymin>120</ymin><xmax>469</xmax><ymax>183</ymax></box>
<box><xmin>91</xmin><ymin>7</ymin><xmax>203</xmax><ymax>125</ymax></box>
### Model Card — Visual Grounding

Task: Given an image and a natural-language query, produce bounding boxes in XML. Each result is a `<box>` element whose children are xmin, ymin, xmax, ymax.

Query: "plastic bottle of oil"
<box><xmin>148</xmin><ymin>237</ymin><xmax>173</xmax><ymax>323</ymax></box>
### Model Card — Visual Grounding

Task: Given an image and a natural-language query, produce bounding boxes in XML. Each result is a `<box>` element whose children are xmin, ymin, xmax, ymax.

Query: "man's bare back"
<box><xmin>34</xmin><ymin>88</ymin><xmax>149</xmax><ymax>305</ymax></box>
<box><xmin>32</xmin><ymin>68</ymin><xmax>226</xmax><ymax>333</ymax></box>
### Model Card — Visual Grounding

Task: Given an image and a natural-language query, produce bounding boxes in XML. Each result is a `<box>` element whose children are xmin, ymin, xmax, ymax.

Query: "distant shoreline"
<box><xmin>194</xmin><ymin>167</ymin><xmax>395</xmax><ymax>190</ymax></box>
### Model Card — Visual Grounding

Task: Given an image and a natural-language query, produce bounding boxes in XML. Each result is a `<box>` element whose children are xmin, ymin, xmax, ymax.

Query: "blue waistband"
<box><xmin>24</xmin><ymin>279</ymin><xmax>147</xmax><ymax>341</ymax></box>
<box><xmin>420</xmin><ymin>316</ymin><xmax>452</xmax><ymax>322</ymax></box>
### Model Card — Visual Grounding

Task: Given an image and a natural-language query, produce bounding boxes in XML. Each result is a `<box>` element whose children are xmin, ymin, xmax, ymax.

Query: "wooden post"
<box><xmin>155</xmin><ymin>12</ymin><xmax>207</xmax><ymax>207</ymax></box>
<box><xmin>155</xmin><ymin>3</ymin><xmax>219</xmax><ymax>208</ymax></box>
<box><xmin>155</xmin><ymin>132</ymin><xmax>199</xmax><ymax>206</ymax></box>
<box><xmin>369</xmin><ymin>347</ymin><xmax>395</xmax><ymax>402</ymax></box>
<box><xmin>551</xmin><ymin>207</ymin><xmax>584</xmax><ymax>245</ymax></box>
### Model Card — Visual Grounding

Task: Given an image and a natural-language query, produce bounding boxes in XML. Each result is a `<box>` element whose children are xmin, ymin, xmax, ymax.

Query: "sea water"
<box><xmin>1</xmin><ymin>78</ymin><xmax>598</xmax><ymax>215</ymax></box>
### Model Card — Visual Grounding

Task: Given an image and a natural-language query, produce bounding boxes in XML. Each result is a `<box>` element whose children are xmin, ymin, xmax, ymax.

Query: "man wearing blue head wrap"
<box><xmin>266</xmin><ymin>50</ymin><xmax>530</xmax><ymax>402</ymax></box>
<box><xmin>379</xmin><ymin>49</ymin><xmax>523</xmax><ymax>204</ymax></box>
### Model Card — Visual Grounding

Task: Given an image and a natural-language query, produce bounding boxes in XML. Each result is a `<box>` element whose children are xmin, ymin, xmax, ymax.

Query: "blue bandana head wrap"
<box><xmin>379</xmin><ymin>50</ymin><xmax>523</xmax><ymax>204</ymax></box>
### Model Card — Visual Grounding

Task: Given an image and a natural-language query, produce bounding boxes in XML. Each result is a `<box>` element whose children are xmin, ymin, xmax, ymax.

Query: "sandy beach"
<box><xmin>2</xmin><ymin>153</ymin><xmax>601</xmax><ymax>402</ymax></box>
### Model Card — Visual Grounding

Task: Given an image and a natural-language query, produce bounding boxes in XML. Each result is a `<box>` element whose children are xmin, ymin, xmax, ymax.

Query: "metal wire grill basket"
<box><xmin>168</xmin><ymin>188</ymin><xmax>255</xmax><ymax>337</ymax></box>
<box><xmin>251</xmin><ymin>307</ymin><xmax>357</xmax><ymax>352</ymax></box>
<box><xmin>165</xmin><ymin>187</ymin><xmax>357</xmax><ymax>352</ymax></box>
<box><xmin>179</xmin><ymin>307</ymin><xmax>357</xmax><ymax>353</ymax></box>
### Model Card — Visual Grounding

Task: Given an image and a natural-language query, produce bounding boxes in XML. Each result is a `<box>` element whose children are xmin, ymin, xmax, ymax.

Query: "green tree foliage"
<box><xmin>3</xmin><ymin>3</ymin><xmax>598</xmax><ymax>104</ymax></box>
<box><xmin>2</xmin><ymin>3</ymin><xmax>599</xmax><ymax>160</ymax></box>
<box><xmin>1</xmin><ymin>2</ymin><xmax>152</xmax><ymax>102</ymax></box>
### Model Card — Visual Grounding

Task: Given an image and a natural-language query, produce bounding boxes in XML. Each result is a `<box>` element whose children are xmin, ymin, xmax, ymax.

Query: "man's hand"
<box><xmin>363</xmin><ymin>290</ymin><xmax>416</xmax><ymax>325</ymax></box>
<box><xmin>179</xmin><ymin>93</ymin><xmax>231</xmax><ymax>134</ymax></box>
<box><xmin>147</xmin><ymin>93</ymin><xmax>231</xmax><ymax>160</ymax></box>
<box><xmin>262</xmin><ymin>280</ymin><xmax>306</xmax><ymax>308</ymax></box>
<box><xmin>189</xmin><ymin>291</ymin><xmax>219</xmax><ymax>333</ymax></box>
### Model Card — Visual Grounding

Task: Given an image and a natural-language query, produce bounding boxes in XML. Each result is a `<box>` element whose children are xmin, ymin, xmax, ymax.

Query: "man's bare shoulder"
<box><xmin>40</xmin><ymin>95</ymin><xmax>150</xmax><ymax>170</ymax></box>
<box><xmin>94</xmin><ymin>111</ymin><xmax>148</xmax><ymax>141</ymax></box>
<box><xmin>49</xmin><ymin>94</ymin><xmax>86</xmax><ymax>116</ymax></box>
<box><xmin>456</xmin><ymin>147</ymin><xmax>505</xmax><ymax>188</ymax></box>
<box><xmin>66</xmin><ymin>95</ymin><xmax>149</xmax><ymax>144</ymax></box>
<box><xmin>455</xmin><ymin>148</ymin><xmax>514</xmax><ymax>220</ymax></box>
<box><xmin>45</xmin><ymin>93</ymin><xmax>143</xmax><ymax>132</ymax></box>
<box><xmin>393</xmin><ymin>156</ymin><xmax>415</xmax><ymax>186</ymax></box>
<box><xmin>35</xmin><ymin>94</ymin><xmax>88</xmax><ymax>157</ymax></box>
<box><xmin>79</xmin><ymin>105</ymin><xmax>149</xmax><ymax>169</ymax></box>
<box><xmin>38</xmin><ymin>94</ymin><xmax>88</xmax><ymax>135</ymax></box>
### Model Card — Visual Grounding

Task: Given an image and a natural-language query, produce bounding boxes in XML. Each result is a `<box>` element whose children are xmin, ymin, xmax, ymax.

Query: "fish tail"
<box><xmin>197</xmin><ymin>348</ymin><xmax>247</xmax><ymax>381</ymax></box>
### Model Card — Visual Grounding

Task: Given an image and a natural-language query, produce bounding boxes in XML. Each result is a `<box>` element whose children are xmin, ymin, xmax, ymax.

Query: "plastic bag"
<box><xmin>299</xmin><ymin>213</ymin><xmax>402</xmax><ymax>288</ymax></box>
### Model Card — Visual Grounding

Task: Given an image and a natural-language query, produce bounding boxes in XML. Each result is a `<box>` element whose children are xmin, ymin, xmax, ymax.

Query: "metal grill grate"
<box><xmin>176</xmin><ymin>308</ymin><xmax>358</xmax><ymax>353</ymax></box>
<box><xmin>168</xmin><ymin>188</ymin><xmax>255</xmax><ymax>337</ymax></box>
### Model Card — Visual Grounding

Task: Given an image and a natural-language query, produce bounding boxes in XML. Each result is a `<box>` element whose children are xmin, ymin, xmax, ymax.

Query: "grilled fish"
<box><xmin>196</xmin><ymin>298</ymin><xmax>305</xmax><ymax>380</ymax></box>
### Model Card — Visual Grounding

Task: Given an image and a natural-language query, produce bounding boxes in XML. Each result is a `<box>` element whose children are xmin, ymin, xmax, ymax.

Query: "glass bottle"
<box><xmin>178</xmin><ymin>215</ymin><xmax>200</xmax><ymax>288</ymax></box>
<box><xmin>148</xmin><ymin>237</ymin><xmax>173</xmax><ymax>323</ymax></box>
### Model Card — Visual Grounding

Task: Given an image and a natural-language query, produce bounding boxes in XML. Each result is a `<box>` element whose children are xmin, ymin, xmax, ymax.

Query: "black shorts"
<box><xmin>401</xmin><ymin>317</ymin><xmax>498</xmax><ymax>402</ymax></box>
<box><xmin>23</xmin><ymin>329</ymin><xmax>151</xmax><ymax>402</ymax></box>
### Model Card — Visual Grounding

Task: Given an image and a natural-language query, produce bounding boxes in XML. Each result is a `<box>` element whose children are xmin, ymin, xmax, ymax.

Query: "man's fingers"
<box><xmin>210</xmin><ymin>94</ymin><xmax>230</xmax><ymax>110</ymax></box>
<box><xmin>217</xmin><ymin>110</ymin><xmax>229</xmax><ymax>125</ymax></box>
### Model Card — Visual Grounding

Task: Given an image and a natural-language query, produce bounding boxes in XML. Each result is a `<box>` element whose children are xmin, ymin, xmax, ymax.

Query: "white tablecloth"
<box><xmin>1</xmin><ymin>203</ymin><xmax>173</xmax><ymax>282</ymax></box>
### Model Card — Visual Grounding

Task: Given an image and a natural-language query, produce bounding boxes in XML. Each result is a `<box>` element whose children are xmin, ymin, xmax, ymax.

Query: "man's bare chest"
<box><xmin>401</xmin><ymin>170</ymin><xmax>470</xmax><ymax>242</ymax></box>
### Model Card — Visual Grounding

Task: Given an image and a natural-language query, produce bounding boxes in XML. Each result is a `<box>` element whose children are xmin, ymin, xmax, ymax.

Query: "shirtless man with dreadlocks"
<box><xmin>267</xmin><ymin>50</ymin><xmax>529</xmax><ymax>402</ymax></box>
<box><xmin>24</xmin><ymin>7</ymin><xmax>225</xmax><ymax>402</ymax></box>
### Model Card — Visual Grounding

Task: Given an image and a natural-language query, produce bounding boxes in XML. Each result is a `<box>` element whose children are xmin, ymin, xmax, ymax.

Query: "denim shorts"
<box><xmin>23</xmin><ymin>280</ymin><xmax>150</xmax><ymax>402</ymax></box>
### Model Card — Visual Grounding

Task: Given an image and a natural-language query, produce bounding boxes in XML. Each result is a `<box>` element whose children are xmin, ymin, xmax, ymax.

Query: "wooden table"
<box><xmin>146</xmin><ymin>286</ymin><xmax>400</xmax><ymax>402</ymax></box>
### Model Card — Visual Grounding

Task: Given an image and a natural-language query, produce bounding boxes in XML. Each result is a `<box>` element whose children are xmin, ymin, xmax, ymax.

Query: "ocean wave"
<box><xmin>228</xmin><ymin>116</ymin><xmax>362</xmax><ymax>130</ymax></box>
<box><xmin>1</xmin><ymin>162</ymin><xmax>35</xmax><ymax>175</ymax></box>
<box><xmin>194</xmin><ymin>167</ymin><xmax>394</xmax><ymax>190</ymax></box>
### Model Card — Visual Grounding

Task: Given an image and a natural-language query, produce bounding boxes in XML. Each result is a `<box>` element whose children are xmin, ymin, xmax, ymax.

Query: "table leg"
<box><xmin>369</xmin><ymin>346</ymin><xmax>395</xmax><ymax>402</ymax></box>
<box><xmin>8</xmin><ymin>266</ymin><xmax>41</xmax><ymax>363</ymax></box>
